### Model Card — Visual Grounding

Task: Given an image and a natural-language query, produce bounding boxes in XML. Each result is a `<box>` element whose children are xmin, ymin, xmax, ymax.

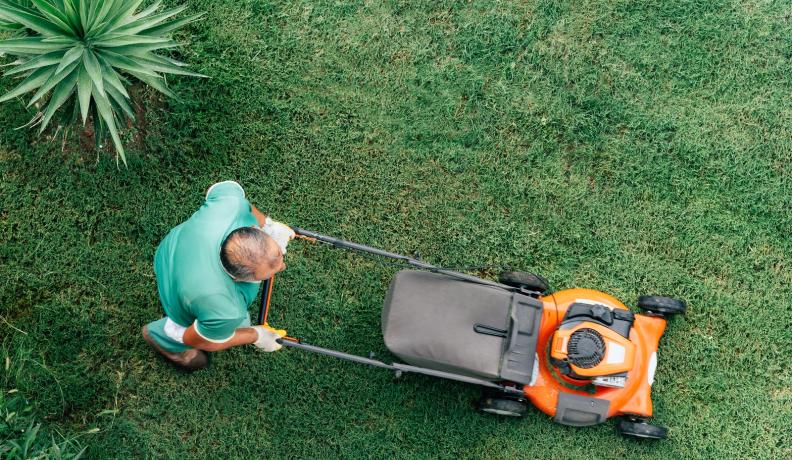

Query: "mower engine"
<box><xmin>550</xmin><ymin>302</ymin><xmax>636</xmax><ymax>388</ymax></box>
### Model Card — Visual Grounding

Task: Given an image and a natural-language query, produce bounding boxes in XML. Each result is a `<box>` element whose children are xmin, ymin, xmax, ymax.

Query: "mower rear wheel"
<box><xmin>617</xmin><ymin>419</ymin><xmax>668</xmax><ymax>440</ymax></box>
<box><xmin>477</xmin><ymin>396</ymin><xmax>527</xmax><ymax>417</ymax></box>
<box><xmin>637</xmin><ymin>295</ymin><xmax>686</xmax><ymax>317</ymax></box>
<box><xmin>498</xmin><ymin>271</ymin><xmax>549</xmax><ymax>294</ymax></box>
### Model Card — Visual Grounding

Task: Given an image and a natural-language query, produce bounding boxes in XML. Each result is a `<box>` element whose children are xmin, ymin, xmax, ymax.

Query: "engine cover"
<box><xmin>550</xmin><ymin>302</ymin><xmax>636</xmax><ymax>378</ymax></box>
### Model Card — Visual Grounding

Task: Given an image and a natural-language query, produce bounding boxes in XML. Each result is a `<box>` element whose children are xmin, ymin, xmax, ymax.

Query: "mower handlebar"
<box><xmin>275</xmin><ymin>337</ymin><xmax>524</xmax><ymax>397</ymax></box>
<box><xmin>290</xmin><ymin>227</ymin><xmax>511</xmax><ymax>290</ymax></box>
<box><xmin>291</xmin><ymin>227</ymin><xmax>435</xmax><ymax>269</ymax></box>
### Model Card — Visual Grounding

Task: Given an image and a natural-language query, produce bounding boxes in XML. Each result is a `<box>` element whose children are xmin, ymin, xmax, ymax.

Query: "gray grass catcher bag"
<box><xmin>381</xmin><ymin>270</ymin><xmax>543</xmax><ymax>384</ymax></box>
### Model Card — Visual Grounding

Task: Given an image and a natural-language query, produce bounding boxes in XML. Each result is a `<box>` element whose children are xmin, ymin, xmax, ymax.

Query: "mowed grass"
<box><xmin>1</xmin><ymin>0</ymin><xmax>790</xmax><ymax>458</ymax></box>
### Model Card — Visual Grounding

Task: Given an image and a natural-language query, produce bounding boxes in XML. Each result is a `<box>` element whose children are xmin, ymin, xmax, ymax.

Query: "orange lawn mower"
<box><xmin>260</xmin><ymin>228</ymin><xmax>686</xmax><ymax>440</ymax></box>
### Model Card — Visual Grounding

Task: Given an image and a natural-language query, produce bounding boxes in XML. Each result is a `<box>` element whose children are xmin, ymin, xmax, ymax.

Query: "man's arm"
<box><xmin>182</xmin><ymin>324</ymin><xmax>258</xmax><ymax>352</ymax></box>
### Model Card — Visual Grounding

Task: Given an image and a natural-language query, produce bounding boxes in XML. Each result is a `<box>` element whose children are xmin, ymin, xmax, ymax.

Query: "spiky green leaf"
<box><xmin>26</xmin><ymin>58</ymin><xmax>78</xmax><ymax>106</ymax></box>
<box><xmin>81</xmin><ymin>48</ymin><xmax>103</xmax><ymax>95</ymax></box>
<box><xmin>40</xmin><ymin>36</ymin><xmax>77</xmax><ymax>44</ymax></box>
<box><xmin>3</xmin><ymin>49</ymin><xmax>65</xmax><ymax>76</ymax></box>
<box><xmin>77</xmin><ymin>0</ymin><xmax>88</xmax><ymax>27</ymax></box>
<box><xmin>0</xmin><ymin>36</ymin><xmax>71</xmax><ymax>55</ymax></box>
<box><xmin>0</xmin><ymin>20</ymin><xmax>25</xmax><ymax>31</ymax></box>
<box><xmin>157</xmin><ymin>55</ymin><xmax>189</xmax><ymax>67</ymax></box>
<box><xmin>95</xmin><ymin>49</ymin><xmax>158</xmax><ymax>77</ymax></box>
<box><xmin>140</xmin><ymin>12</ymin><xmax>202</xmax><ymax>37</ymax></box>
<box><xmin>116</xmin><ymin>5</ymin><xmax>187</xmax><ymax>35</ymax></box>
<box><xmin>104</xmin><ymin>80</ymin><xmax>133</xmax><ymax>120</ymax></box>
<box><xmin>0</xmin><ymin>0</ymin><xmax>66</xmax><ymax>36</ymax></box>
<box><xmin>92</xmin><ymin>0</ymin><xmax>117</xmax><ymax>26</ymax></box>
<box><xmin>128</xmin><ymin>1</ymin><xmax>162</xmax><ymax>22</ymax></box>
<box><xmin>97</xmin><ymin>40</ymin><xmax>178</xmax><ymax>56</ymax></box>
<box><xmin>93</xmin><ymin>89</ymin><xmax>125</xmax><ymax>164</ymax></box>
<box><xmin>100</xmin><ymin>64</ymin><xmax>129</xmax><ymax>99</ymax></box>
<box><xmin>53</xmin><ymin>44</ymin><xmax>82</xmax><ymax>74</ymax></box>
<box><xmin>28</xmin><ymin>0</ymin><xmax>76</xmax><ymax>36</ymax></box>
<box><xmin>76</xmin><ymin>64</ymin><xmax>91</xmax><ymax>123</ymax></box>
<box><xmin>137</xmin><ymin>53</ymin><xmax>205</xmax><ymax>77</ymax></box>
<box><xmin>91</xmin><ymin>33</ymin><xmax>170</xmax><ymax>48</ymax></box>
<box><xmin>0</xmin><ymin>66</ymin><xmax>55</xmax><ymax>102</ymax></box>
<box><xmin>61</xmin><ymin>0</ymin><xmax>83</xmax><ymax>36</ymax></box>
<box><xmin>86</xmin><ymin>0</ymin><xmax>103</xmax><ymax>30</ymax></box>
<box><xmin>38</xmin><ymin>66</ymin><xmax>79</xmax><ymax>132</ymax></box>
<box><xmin>90</xmin><ymin>0</ymin><xmax>143</xmax><ymax>34</ymax></box>
<box><xmin>125</xmin><ymin>69</ymin><xmax>174</xmax><ymax>99</ymax></box>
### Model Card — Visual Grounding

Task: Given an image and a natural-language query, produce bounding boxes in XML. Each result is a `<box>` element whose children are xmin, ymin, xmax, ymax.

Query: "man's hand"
<box><xmin>262</xmin><ymin>217</ymin><xmax>295</xmax><ymax>254</ymax></box>
<box><xmin>253</xmin><ymin>324</ymin><xmax>287</xmax><ymax>352</ymax></box>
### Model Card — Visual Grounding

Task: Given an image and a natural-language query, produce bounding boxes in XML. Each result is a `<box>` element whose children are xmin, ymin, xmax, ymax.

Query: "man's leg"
<box><xmin>142</xmin><ymin>318</ymin><xmax>208</xmax><ymax>371</ymax></box>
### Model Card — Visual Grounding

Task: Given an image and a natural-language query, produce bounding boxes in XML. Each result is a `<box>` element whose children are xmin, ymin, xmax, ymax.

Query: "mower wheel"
<box><xmin>498</xmin><ymin>271</ymin><xmax>549</xmax><ymax>294</ymax></box>
<box><xmin>477</xmin><ymin>396</ymin><xmax>527</xmax><ymax>417</ymax></box>
<box><xmin>617</xmin><ymin>419</ymin><xmax>668</xmax><ymax>440</ymax></box>
<box><xmin>637</xmin><ymin>295</ymin><xmax>686</xmax><ymax>317</ymax></box>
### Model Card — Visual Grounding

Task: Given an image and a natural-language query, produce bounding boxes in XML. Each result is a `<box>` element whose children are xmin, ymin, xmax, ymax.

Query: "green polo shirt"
<box><xmin>153</xmin><ymin>181</ymin><xmax>261</xmax><ymax>345</ymax></box>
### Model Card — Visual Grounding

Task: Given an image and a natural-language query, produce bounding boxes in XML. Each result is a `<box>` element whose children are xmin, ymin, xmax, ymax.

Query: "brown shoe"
<box><xmin>142</xmin><ymin>325</ymin><xmax>209</xmax><ymax>372</ymax></box>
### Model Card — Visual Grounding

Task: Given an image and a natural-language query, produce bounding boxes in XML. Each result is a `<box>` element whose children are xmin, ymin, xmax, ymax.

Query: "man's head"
<box><xmin>220</xmin><ymin>227</ymin><xmax>286</xmax><ymax>282</ymax></box>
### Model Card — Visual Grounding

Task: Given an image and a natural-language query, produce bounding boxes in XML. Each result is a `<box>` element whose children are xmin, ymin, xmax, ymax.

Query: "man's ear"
<box><xmin>219</xmin><ymin>256</ymin><xmax>238</xmax><ymax>280</ymax></box>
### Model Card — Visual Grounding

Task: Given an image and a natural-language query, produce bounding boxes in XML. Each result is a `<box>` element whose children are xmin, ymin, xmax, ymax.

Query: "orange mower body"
<box><xmin>526</xmin><ymin>288</ymin><xmax>667</xmax><ymax>423</ymax></box>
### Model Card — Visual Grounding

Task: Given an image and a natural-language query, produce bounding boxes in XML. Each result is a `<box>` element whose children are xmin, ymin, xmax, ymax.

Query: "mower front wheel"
<box><xmin>498</xmin><ymin>271</ymin><xmax>549</xmax><ymax>294</ymax></box>
<box><xmin>477</xmin><ymin>395</ymin><xmax>527</xmax><ymax>417</ymax></box>
<box><xmin>617</xmin><ymin>418</ymin><xmax>668</xmax><ymax>440</ymax></box>
<box><xmin>637</xmin><ymin>295</ymin><xmax>686</xmax><ymax>318</ymax></box>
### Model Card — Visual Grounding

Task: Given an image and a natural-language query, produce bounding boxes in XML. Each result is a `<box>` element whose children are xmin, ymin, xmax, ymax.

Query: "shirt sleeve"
<box><xmin>191</xmin><ymin>295</ymin><xmax>246</xmax><ymax>343</ymax></box>
<box><xmin>206</xmin><ymin>181</ymin><xmax>245</xmax><ymax>201</ymax></box>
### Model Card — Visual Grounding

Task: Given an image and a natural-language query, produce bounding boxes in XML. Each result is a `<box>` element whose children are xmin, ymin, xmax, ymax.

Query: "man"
<box><xmin>142</xmin><ymin>180</ymin><xmax>295</xmax><ymax>371</ymax></box>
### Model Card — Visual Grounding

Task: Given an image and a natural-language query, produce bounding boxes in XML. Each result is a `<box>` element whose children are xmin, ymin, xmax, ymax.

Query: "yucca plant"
<box><xmin>0</xmin><ymin>0</ymin><xmax>204</xmax><ymax>163</ymax></box>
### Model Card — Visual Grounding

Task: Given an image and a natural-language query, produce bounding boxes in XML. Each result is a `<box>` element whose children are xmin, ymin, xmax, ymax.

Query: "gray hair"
<box><xmin>220</xmin><ymin>227</ymin><xmax>278</xmax><ymax>281</ymax></box>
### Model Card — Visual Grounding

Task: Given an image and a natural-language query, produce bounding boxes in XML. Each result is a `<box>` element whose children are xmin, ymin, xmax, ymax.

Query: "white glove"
<box><xmin>262</xmin><ymin>217</ymin><xmax>295</xmax><ymax>255</ymax></box>
<box><xmin>252</xmin><ymin>325</ymin><xmax>286</xmax><ymax>352</ymax></box>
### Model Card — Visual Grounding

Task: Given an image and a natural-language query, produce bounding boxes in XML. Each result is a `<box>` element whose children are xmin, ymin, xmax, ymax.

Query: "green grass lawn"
<box><xmin>1</xmin><ymin>0</ymin><xmax>790</xmax><ymax>458</ymax></box>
